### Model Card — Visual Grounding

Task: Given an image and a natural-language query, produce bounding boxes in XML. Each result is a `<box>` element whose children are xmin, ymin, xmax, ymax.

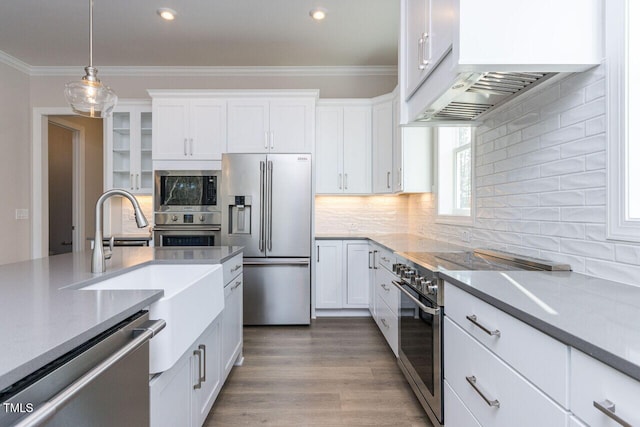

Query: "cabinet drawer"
<box><xmin>375</xmin><ymin>246</ymin><xmax>395</xmax><ymax>272</ymax></box>
<box><xmin>375</xmin><ymin>293</ymin><xmax>398</xmax><ymax>357</ymax></box>
<box><xmin>223</xmin><ymin>254</ymin><xmax>243</xmax><ymax>284</ymax></box>
<box><xmin>444</xmin><ymin>282</ymin><xmax>569</xmax><ymax>407</ymax></box>
<box><xmin>444</xmin><ymin>317</ymin><xmax>569</xmax><ymax>427</ymax></box>
<box><xmin>444</xmin><ymin>380</ymin><xmax>482</xmax><ymax>427</ymax></box>
<box><xmin>375</xmin><ymin>267</ymin><xmax>399</xmax><ymax>314</ymax></box>
<box><xmin>570</xmin><ymin>350</ymin><xmax>640</xmax><ymax>427</ymax></box>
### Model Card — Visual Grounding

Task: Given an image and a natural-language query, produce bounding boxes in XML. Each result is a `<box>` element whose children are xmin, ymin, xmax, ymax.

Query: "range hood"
<box><xmin>415</xmin><ymin>71</ymin><xmax>557</xmax><ymax>122</ymax></box>
<box><xmin>401</xmin><ymin>0</ymin><xmax>603</xmax><ymax>124</ymax></box>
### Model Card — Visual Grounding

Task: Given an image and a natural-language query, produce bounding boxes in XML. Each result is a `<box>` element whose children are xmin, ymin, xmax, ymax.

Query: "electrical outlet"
<box><xmin>461</xmin><ymin>230</ymin><xmax>472</xmax><ymax>243</ymax></box>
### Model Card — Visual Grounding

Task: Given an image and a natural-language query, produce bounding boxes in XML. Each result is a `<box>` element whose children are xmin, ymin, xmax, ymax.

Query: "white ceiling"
<box><xmin>0</xmin><ymin>0</ymin><xmax>399</xmax><ymax>67</ymax></box>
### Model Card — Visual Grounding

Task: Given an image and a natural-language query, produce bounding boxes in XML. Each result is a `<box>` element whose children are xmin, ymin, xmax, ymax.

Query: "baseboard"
<box><xmin>315</xmin><ymin>309</ymin><xmax>372</xmax><ymax>317</ymax></box>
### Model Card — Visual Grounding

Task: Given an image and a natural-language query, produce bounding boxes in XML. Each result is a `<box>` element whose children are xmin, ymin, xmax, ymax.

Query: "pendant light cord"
<box><xmin>89</xmin><ymin>0</ymin><xmax>93</xmax><ymax>68</ymax></box>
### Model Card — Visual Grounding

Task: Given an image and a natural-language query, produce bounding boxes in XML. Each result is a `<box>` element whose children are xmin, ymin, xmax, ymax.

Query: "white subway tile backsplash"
<box><xmin>494</xmin><ymin>177</ymin><xmax>559</xmax><ymax>195</ymax></box>
<box><xmin>506</xmin><ymin>165</ymin><xmax>540</xmax><ymax>182</ymax></box>
<box><xmin>476</xmin><ymin>141</ymin><xmax>495</xmax><ymax>156</ymax></box>
<box><xmin>585</xmin><ymin>259</ymin><xmax>640</xmax><ymax>287</ymax></box>
<box><xmin>507</xmin><ymin>194</ymin><xmax>540</xmax><ymax>207</ymax></box>
<box><xmin>615</xmin><ymin>244</ymin><xmax>640</xmax><ymax>264</ymax></box>
<box><xmin>479</xmin><ymin>125</ymin><xmax>508</xmax><ymax>142</ymax></box>
<box><xmin>585</xmin><ymin>116</ymin><xmax>605</xmax><ymax>136</ymax></box>
<box><xmin>493</xmin><ymin>208</ymin><xmax>522</xmax><ymax>220</ymax></box>
<box><xmin>585</xmin><ymin>188</ymin><xmax>606</xmax><ymax>206</ymax></box>
<box><xmin>522</xmin><ymin>117</ymin><xmax>560</xmax><ymax>140</ymax></box>
<box><xmin>522</xmin><ymin>207</ymin><xmax>560</xmax><ymax>221</ymax></box>
<box><xmin>560</xmin><ymin>239</ymin><xmax>615</xmax><ymax>260</ymax></box>
<box><xmin>522</xmin><ymin>84</ymin><xmax>560</xmax><ymax>113</ymax></box>
<box><xmin>559</xmin><ymin>170</ymin><xmax>606</xmax><ymax>190</ymax></box>
<box><xmin>540</xmin><ymin>222</ymin><xmax>585</xmax><ymax>239</ymax></box>
<box><xmin>561</xmin><ymin>206</ymin><xmax>606</xmax><ymax>223</ymax></box>
<box><xmin>585</xmin><ymin>224</ymin><xmax>606</xmax><ymax>241</ymax></box>
<box><xmin>539</xmin><ymin>123</ymin><xmax>586</xmax><ymax>148</ymax></box>
<box><xmin>494</xmin><ymin>156</ymin><xmax>525</xmax><ymax>173</ymax></box>
<box><xmin>585</xmin><ymin>151</ymin><xmax>606</xmax><ymax>170</ymax></box>
<box><xmin>493</xmin><ymin>131</ymin><xmax>522</xmax><ymax>150</ymax></box>
<box><xmin>507</xmin><ymin>138</ymin><xmax>541</xmax><ymax>157</ymax></box>
<box><xmin>540</xmin><ymin>157</ymin><xmax>585</xmax><ymax>177</ymax></box>
<box><xmin>560</xmin><ymin>98</ymin><xmax>606</xmax><ymax>127</ymax></box>
<box><xmin>540</xmin><ymin>190</ymin><xmax>585</xmax><ymax>207</ymax></box>
<box><xmin>476</xmin><ymin>163</ymin><xmax>494</xmax><ymax>177</ymax></box>
<box><xmin>521</xmin><ymin>235</ymin><xmax>561</xmax><ymax>251</ymax></box>
<box><xmin>585</xmin><ymin>79</ymin><xmax>606</xmax><ymax>102</ymax></box>
<box><xmin>560</xmin><ymin>134</ymin><xmax>606</xmax><ymax>158</ymax></box>
<box><xmin>523</xmin><ymin>146</ymin><xmax>562</xmax><ymax>166</ymax></box>
<box><xmin>507</xmin><ymin>112</ymin><xmax>540</xmax><ymax>133</ymax></box>
<box><xmin>506</xmin><ymin>221</ymin><xmax>540</xmax><ymax>234</ymax></box>
<box><xmin>539</xmin><ymin>88</ymin><xmax>585</xmax><ymax>120</ymax></box>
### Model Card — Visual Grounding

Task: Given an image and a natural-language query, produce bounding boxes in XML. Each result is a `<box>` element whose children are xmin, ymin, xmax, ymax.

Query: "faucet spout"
<box><xmin>92</xmin><ymin>189</ymin><xmax>148</xmax><ymax>273</ymax></box>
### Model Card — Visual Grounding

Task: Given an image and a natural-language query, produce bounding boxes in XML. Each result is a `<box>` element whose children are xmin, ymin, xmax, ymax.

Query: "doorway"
<box><xmin>48</xmin><ymin>122</ymin><xmax>74</xmax><ymax>255</ymax></box>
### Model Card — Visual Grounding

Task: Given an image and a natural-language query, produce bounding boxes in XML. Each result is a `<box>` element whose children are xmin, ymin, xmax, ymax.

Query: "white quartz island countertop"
<box><xmin>0</xmin><ymin>246</ymin><xmax>242</xmax><ymax>392</ymax></box>
<box><xmin>440</xmin><ymin>270</ymin><xmax>640</xmax><ymax>382</ymax></box>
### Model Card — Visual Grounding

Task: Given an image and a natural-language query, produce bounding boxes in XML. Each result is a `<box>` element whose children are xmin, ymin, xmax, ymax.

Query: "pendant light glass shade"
<box><xmin>64</xmin><ymin>0</ymin><xmax>117</xmax><ymax>118</ymax></box>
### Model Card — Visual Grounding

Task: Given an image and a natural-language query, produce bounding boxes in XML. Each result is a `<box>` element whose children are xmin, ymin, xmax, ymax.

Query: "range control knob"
<box><xmin>403</xmin><ymin>269</ymin><xmax>416</xmax><ymax>278</ymax></box>
<box><xmin>171</xmin><ymin>215</ymin><xmax>179</xmax><ymax>222</ymax></box>
<box><xmin>427</xmin><ymin>285</ymin><xmax>439</xmax><ymax>295</ymax></box>
<box><xmin>393</xmin><ymin>263</ymin><xmax>405</xmax><ymax>275</ymax></box>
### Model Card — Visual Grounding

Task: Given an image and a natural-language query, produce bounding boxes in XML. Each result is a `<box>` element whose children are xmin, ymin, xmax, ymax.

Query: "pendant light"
<box><xmin>64</xmin><ymin>0</ymin><xmax>117</xmax><ymax>118</ymax></box>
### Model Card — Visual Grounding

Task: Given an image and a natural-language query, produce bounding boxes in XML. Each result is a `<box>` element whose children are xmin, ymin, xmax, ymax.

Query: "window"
<box><xmin>436</xmin><ymin>126</ymin><xmax>474</xmax><ymax>223</ymax></box>
<box><xmin>607</xmin><ymin>0</ymin><xmax>640</xmax><ymax>241</ymax></box>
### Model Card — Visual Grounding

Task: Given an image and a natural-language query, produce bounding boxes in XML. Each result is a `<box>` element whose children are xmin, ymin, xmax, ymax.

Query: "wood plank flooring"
<box><xmin>205</xmin><ymin>317</ymin><xmax>432</xmax><ymax>426</ymax></box>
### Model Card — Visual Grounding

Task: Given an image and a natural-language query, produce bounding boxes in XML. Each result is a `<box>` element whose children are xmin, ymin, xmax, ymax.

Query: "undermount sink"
<box><xmin>81</xmin><ymin>264</ymin><xmax>224</xmax><ymax>373</ymax></box>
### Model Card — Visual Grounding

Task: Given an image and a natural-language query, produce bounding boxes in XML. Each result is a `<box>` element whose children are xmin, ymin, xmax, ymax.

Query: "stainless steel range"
<box><xmin>391</xmin><ymin>249</ymin><xmax>570</xmax><ymax>426</ymax></box>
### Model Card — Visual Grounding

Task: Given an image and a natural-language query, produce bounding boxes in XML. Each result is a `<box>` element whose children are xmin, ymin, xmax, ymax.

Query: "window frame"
<box><xmin>434</xmin><ymin>126</ymin><xmax>476</xmax><ymax>226</ymax></box>
<box><xmin>607</xmin><ymin>0</ymin><xmax>640</xmax><ymax>241</ymax></box>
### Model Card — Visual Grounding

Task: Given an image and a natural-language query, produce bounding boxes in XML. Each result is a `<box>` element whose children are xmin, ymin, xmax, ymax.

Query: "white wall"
<box><xmin>0</xmin><ymin>63</ymin><xmax>31</xmax><ymax>264</ymax></box>
<box><xmin>409</xmin><ymin>65</ymin><xmax>640</xmax><ymax>287</ymax></box>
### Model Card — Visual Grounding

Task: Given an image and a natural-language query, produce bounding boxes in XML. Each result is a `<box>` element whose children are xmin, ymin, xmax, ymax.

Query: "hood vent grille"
<box><xmin>420</xmin><ymin>71</ymin><xmax>556</xmax><ymax>122</ymax></box>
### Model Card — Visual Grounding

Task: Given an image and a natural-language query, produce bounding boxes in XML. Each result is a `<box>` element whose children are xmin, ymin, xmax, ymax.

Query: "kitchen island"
<box><xmin>0</xmin><ymin>246</ymin><xmax>242</xmax><ymax>393</ymax></box>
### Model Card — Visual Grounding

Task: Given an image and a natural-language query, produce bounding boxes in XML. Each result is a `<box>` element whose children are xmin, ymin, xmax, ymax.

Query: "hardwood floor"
<box><xmin>205</xmin><ymin>317</ymin><xmax>432</xmax><ymax>426</ymax></box>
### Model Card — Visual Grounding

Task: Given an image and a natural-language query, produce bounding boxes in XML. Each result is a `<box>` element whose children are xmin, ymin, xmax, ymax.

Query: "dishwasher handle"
<box><xmin>13</xmin><ymin>319</ymin><xmax>166</xmax><ymax>427</ymax></box>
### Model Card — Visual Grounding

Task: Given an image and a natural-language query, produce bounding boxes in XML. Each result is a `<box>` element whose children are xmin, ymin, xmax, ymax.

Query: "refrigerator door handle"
<box><xmin>259</xmin><ymin>161</ymin><xmax>266</xmax><ymax>252</ymax></box>
<box><xmin>267</xmin><ymin>160</ymin><xmax>273</xmax><ymax>251</ymax></box>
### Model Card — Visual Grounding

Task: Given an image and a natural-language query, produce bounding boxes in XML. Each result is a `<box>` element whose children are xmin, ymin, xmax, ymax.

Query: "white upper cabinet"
<box><xmin>227</xmin><ymin>96</ymin><xmax>315</xmax><ymax>153</ymax></box>
<box><xmin>105</xmin><ymin>102</ymin><xmax>153</xmax><ymax>194</ymax></box>
<box><xmin>316</xmin><ymin>101</ymin><xmax>372</xmax><ymax>194</ymax></box>
<box><xmin>152</xmin><ymin>97</ymin><xmax>226</xmax><ymax>161</ymax></box>
<box><xmin>403</xmin><ymin>0</ymin><xmax>454</xmax><ymax>99</ymax></box>
<box><xmin>372</xmin><ymin>97</ymin><xmax>394</xmax><ymax>194</ymax></box>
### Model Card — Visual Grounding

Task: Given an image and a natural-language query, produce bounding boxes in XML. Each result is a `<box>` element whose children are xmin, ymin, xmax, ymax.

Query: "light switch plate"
<box><xmin>15</xmin><ymin>209</ymin><xmax>29</xmax><ymax>220</ymax></box>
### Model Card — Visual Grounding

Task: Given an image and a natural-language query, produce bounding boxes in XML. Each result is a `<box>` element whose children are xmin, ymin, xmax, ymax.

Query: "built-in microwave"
<box><xmin>154</xmin><ymin>170</ymin><xmax>220</xmax><ymax>213</ymax></box>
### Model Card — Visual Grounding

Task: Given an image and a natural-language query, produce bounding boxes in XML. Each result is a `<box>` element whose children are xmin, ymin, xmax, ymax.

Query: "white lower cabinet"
<box><xmin>315</xmin><ymin>240</ymin><xmax>369</xmax><ymax>310</ymax></box>
<box><xmin>444</xmin><ymin>317</ymin><xmax>569</xmax><ymax>427</ymax></box>
<box><xmin>570</xmin><ymin>349</ymin><xmax>640</xmax><ymax>427</ymax></box>
<box><xmin>150</xmin><ymin>317</ymin><xmax>222</xmax><ymax>427</ymax></box>
<box><xmin>192</xmin><ymin>320</ymin><xmax>222</xmax><ymax>427</ymax></box>
<box><xmin>222</xmin><ymin>275</ymin><xmax>243</xmax><ymax>379</ymax></box>
<box><xmin>444</xmin><ymin>380</ymin><xmax>482</xmax><ymax>427</ymax></box>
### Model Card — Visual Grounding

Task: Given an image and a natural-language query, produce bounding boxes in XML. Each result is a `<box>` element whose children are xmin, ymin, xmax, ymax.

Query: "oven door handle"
<box><xmin>391</xmin><ymin>280</ymin><xmax>440</xmax><ymax>315</ymax></box>
<box><xmin>153</xmin><ymin>226</ymin><xmax>221</xmax><ymax>232</ymax></box>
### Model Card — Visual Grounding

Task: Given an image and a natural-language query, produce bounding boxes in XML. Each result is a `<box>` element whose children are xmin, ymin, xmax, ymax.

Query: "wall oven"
<box><xmin>154</xmin><ymin>170</ymin><xmax>222</xmax><ymax>247</ymax></box>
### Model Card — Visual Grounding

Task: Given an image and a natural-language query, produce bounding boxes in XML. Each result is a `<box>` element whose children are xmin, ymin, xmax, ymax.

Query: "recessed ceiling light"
<box><xmin>309</xmin><ymin>7</ymin><xmax>327</xmax><ymax>21</ymax></box>
<box><xmin>157</xmin><ymin>8</ymin><xmax>177</xmax><ymax>21</ymax></box>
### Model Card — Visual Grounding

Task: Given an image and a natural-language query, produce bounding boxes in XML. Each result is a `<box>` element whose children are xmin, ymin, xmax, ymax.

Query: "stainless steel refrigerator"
<box><xmin>221</xmin><ymin>153</ymin><xmax>311</xmax><ymax>325</ymax></box>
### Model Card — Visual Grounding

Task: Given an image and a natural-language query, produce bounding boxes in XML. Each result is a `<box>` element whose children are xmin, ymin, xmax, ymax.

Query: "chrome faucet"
<box><xmin>92</xmin><ymin>189</ymin><xmax>149</xmax><ymax>273</ymax></box>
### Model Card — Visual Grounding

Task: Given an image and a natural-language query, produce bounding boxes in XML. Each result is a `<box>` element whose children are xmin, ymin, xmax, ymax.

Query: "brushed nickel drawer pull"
<box><xmin>380</xmin><ymin>318</ymin><xmax>389</xmax><ymax>329</ymax></box>
<box><xmin>198</xmin><ymin>344</ymin><xmax>206</xmax><ymax>383</ymax></box>
<box><xmin>230</xmin><ymin>264</ymin><xmax>242</xmax><ymax>272</ymax></box>
<box><xmin>594</xmin><ymin>399</ymin><xmax>632</xmax><ymax>427</ymax></box>
<box><xmin>466</xmin><ymin>315</ymin><xmax>501</xmax><ymax>337</ymax></box>
<box><xmin>466</xmin><ymin>376</ymin><xmax>500</xmax><ymax>408</ymax></box>
<box><xmin>380</xmin><ymin>283</ymin><xmax>390</xmax><ymax>292</ymax></box>
<box><xmin>232</xmin><ymin>281</ymin><xmax>242</xmax><ymax>290</ymax></box>
<box><xmin>193</xmin><ymin>349</ymin><xmax>202</xmax><ymax>389</ymax></box>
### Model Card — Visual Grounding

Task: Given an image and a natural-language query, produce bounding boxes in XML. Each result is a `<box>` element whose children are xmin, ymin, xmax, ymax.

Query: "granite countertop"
<box><xmin>0</xmin><ymin>245</ymin><xmax>243</xmax><ymax>392</ymax></box>
<box><xmin>440</xmin><ymin>270</ymin><xmax>640</xmax><ymax>382</ymax></box>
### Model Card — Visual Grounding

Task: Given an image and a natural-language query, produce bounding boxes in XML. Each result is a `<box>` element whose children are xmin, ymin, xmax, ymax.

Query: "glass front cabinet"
<box><xmin>105</xmin><ymin>102</ymin><xmax>153</xmax><ymax>194</ymax></box>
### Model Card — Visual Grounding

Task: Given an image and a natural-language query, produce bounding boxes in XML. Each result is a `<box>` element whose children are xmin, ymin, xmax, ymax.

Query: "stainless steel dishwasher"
<box><xmin>0</xmin><ymin>312</ymin><xmax>165</xmax><ymax>427</ymax></box>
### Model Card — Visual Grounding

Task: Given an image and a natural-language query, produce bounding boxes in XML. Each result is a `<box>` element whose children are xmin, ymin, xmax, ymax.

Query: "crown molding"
<box><xmin>0</xmin><ymin>50</ymin><xmax>32</xmax><ymax>74</ymax></box>
<box><xmin>29</xmin><ymin>65</ymin><xmax>397</xmax><ymax>78</ymax></box>
<box><xmin>0</xmin><ymin>49</ymin><xmax>397</xmax><ymax>78</ymax></box>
